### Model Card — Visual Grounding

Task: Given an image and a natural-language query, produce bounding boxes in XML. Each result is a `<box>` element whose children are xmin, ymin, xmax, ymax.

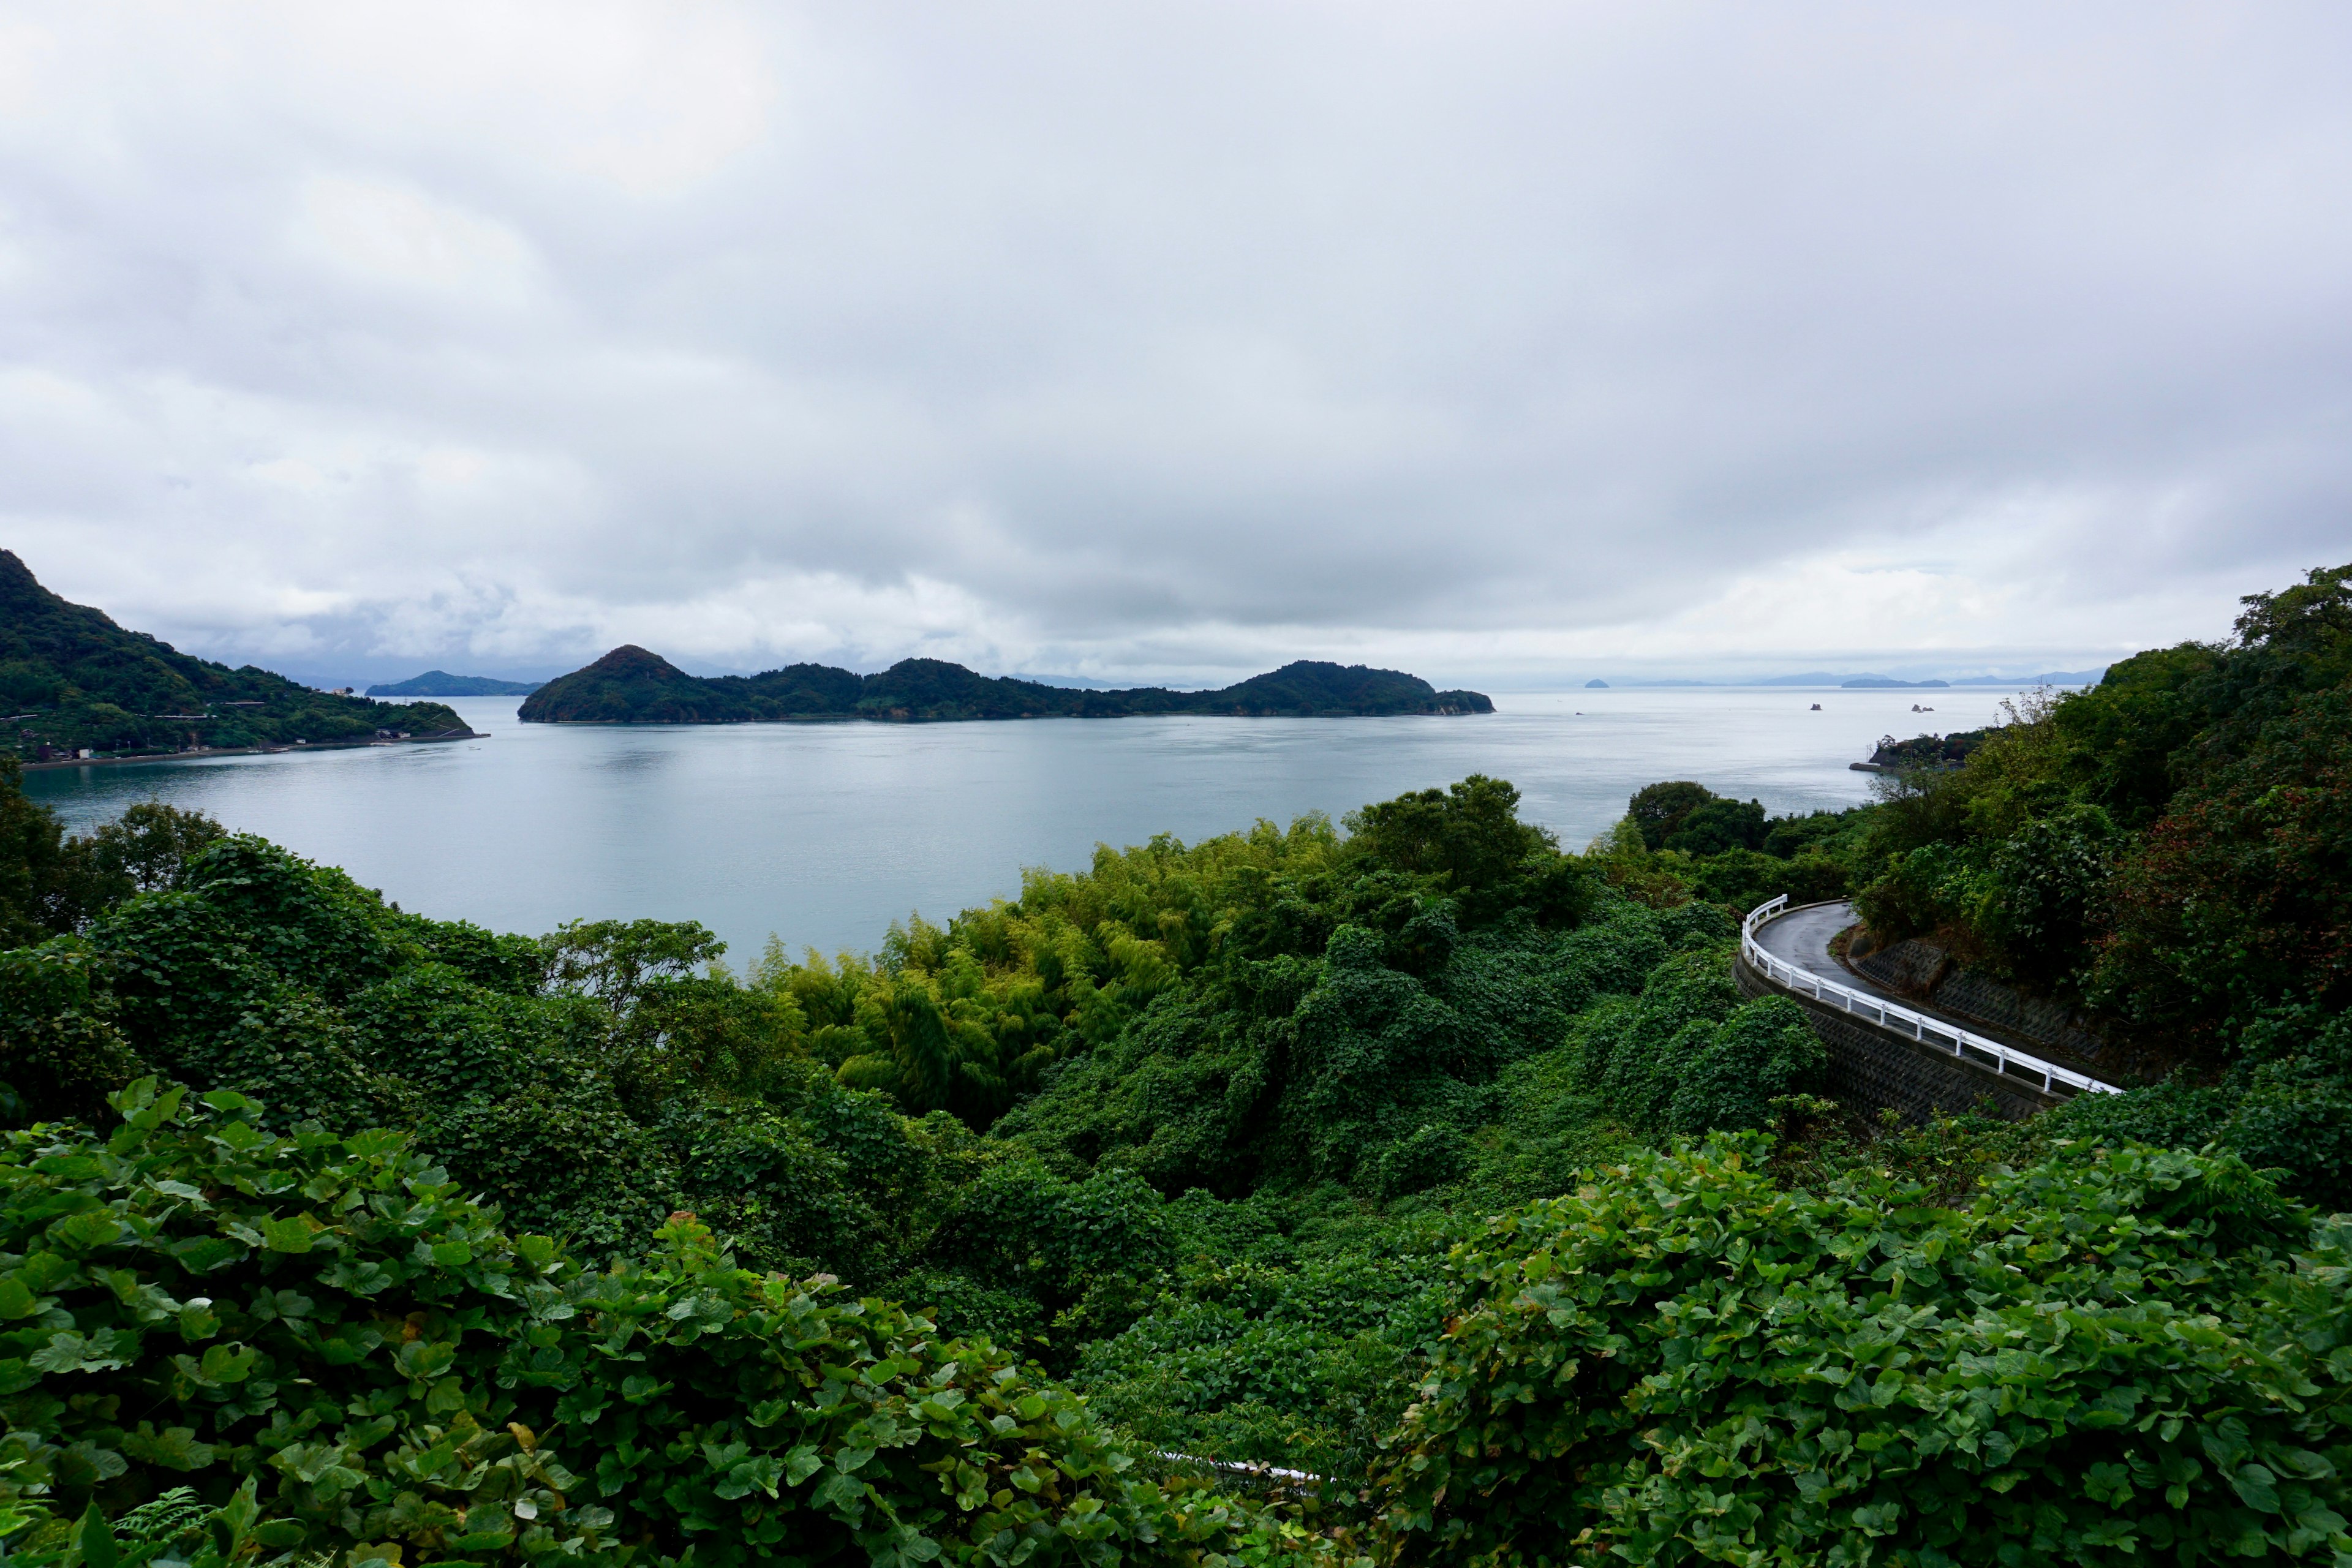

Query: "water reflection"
<box><xmin>23</xmin><ymin>687</ymin><xmax>2049</xmax><ymax>960</ymax></box>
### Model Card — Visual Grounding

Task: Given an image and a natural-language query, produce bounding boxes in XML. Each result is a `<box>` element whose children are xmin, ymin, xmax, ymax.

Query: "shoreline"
<box><xmin>21</xmin><ymin>731</ymin><xmax>484</xmax><ymax>771</ymax></box>
<box><xmin>524</xmin><ymin>709</ymin><xmax>1487</xmax><ymax>726</ymax></box>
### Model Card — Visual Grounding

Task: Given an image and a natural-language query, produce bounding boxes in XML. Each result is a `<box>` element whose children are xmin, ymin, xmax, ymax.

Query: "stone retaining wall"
<box><xmin>1849</xmin><ymin>938</ymin><xmax>2107</xmax><ymax>1065</ymax></box>
<box><xmin>1736</xmin><ymin>954</ymin><xmax>2065</xmax><ymax>1122</ymax></box>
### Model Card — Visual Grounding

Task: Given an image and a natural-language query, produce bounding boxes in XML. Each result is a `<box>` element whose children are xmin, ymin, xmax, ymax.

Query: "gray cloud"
<box><xmin>1</xmin><ymin>1</ymin><xmax>2347</xmax><ymax>685</ymax></box>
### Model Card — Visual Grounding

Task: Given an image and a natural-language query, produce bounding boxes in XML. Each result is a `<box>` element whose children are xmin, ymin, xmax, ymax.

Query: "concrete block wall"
<box><xmin>1736</xmin><ymin>954</ymin><xmax>2065</xmax><ymax>1123</ymax></box>
<box><xmin>1850</xmin><ymin>938</ymin><xmax>2107</xmax><ymax>1065</ymax></box>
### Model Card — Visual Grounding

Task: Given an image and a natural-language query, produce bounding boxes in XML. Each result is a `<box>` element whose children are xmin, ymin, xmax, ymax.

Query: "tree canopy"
<box><xmin>518</xmin><ymin>647</ymin><xmax>1492</xmax><ymax>723</ymax></box>
<box><xmin>0</xmin><ymin>552</ymin><xmax>464</xmax><ymax>757</ymax></box>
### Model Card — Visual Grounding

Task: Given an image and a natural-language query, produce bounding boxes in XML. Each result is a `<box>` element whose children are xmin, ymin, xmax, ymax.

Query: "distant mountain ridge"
<box><xmin>0</xmin><ymin>550</ymin><xmax>470</xmax><ymax>760</ymax></box>
<box><xmin>519</xmin><ymin>646</ymin><xmax>1493</xmax><ymax>723</ymax></box>
<box><xmin>368</xmin><ymin>671</ymin><xmax>546</xmax><ymax>697</ymax></box>
<box><xmin>1612</xmin><ymin>669</ymin><xmax>2108</xmax><ymax>688</ymax></box>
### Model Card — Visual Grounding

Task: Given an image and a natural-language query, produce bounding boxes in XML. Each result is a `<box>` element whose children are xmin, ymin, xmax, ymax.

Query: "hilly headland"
<box><xmin>366</xmin><ymin>670</ymin><xmax>545</xmax><ymax>697</ymax></box>
<box><xmin>0</xmin><ymin>550</ymin><xmax>473</xmax><ymax>762</ymax></box>
<box><xmin>519</xmin><ymin>643</ymin><xmax>1494</xmax><ymax>722</ymax></box>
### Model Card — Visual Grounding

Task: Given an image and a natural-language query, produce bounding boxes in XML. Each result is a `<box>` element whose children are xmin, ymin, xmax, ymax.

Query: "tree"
<box><xmin>1345</xmin><ymin>774</ymin><xmax>1555</xmax><ymax>889</ymax></box>
<box><xmin>0</xmin><ymin>756</ymin><xmax>62</xmax><ymax>948</ymax></box>
<box><xmin>1626</xmin><ymin>780</ymin><xmax>1715</xmax><ymax>850</ymax></box>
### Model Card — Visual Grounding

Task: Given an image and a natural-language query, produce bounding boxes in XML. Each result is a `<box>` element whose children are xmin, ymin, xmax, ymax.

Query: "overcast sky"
<box><xmin>1</xmin><ymin>2</ymin><xmax>2346</xmax><ymax>687</ymax></box>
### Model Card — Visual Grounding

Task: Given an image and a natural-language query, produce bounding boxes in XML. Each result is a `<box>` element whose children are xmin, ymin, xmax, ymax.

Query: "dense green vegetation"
<box><xmin>1858</xmin><ymin>727</ymin><xmax>1992</xmax><ymax>770</ymax></box>
<box><xmin>518</xmin><ymin>647</ymin><xmax>1492</xmax><ymax>723</ymax></box>
<box><xmin>1382</xmin><ymin>1138</ymin><xmax>2351</xmax><ymax>1568</ymax></box>
<box><xmin>1819</xmin><ymin>562</ymin><xmax>2352</xmax><ymax>1210</ymax></box>
<box><xmin>0</xmin><ymin>552</ymin><xmax>467</xmax><ymax>758</ymax></box>
<box><xmin>0</xmin><ymin>564</ymin><xmax>2346</xmax><ymax>1567</ymax></box>
<box><xmin>365</xmin><ymin>673</ymin><xmax>544</xmax><ymax>698</ymax></box>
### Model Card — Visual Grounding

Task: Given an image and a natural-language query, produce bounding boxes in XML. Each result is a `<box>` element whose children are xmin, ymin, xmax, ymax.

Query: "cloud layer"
<box><xmin>2</xmin><ymin>2</ymin><xmax>2347</xmax><ymax>684</ymax></box>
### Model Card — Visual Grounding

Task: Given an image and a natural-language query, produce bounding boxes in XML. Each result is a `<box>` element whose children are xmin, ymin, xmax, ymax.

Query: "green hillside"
<box><xmin>518</xmin><ymin>644</ymin><xmax>1493</xmax><ymax>722</ymax></box>
<box><xmin>0</xmin><ymin>564</ymin><xmax>2346</xmax><ymax>1568</ymax></box>
<box><xmin>0</xmin><ymin>551</ymin><xmax>467</xmax><ymax>758</ymax></box>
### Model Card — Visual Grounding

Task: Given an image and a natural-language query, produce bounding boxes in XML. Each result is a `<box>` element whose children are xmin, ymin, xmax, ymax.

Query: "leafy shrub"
<box><xmin>1978</xmin><ymin>801</ymin><xmax>2121</xmax><ymax>978</ymax></box>
<box><xmin>2050</xmin><ymin>1008</ymin><xmax>2352</xmax><ymax>1211</ymax></box>
<box><xmin>924</xmin><ymin>1162</ymin><xmax>1177</xmax><ymax>1351</ymax></box>
<box><xmin>0</xmin><ymin>1080</ymin><xmax>1290</xmax><ymax>1568</ymax></box>
<box><xmin>2094</xmin><ymin>688</ymin><xmax>2352</xmax><ymax>1045</ymax></box>
<box><xmin>1377</xmin><ymin>1137</ymin><xmax>2352</xmax><ymax>1568</ymax></box>
<box><xmin>1079</xmin><ymin>1251</ymin><xmax>1447</xmax><ymax>1483</ymax></box>
<box><xmin>1664</xmin><ymin>995</ymin><xmax>1825</xmax><ymax>1134</ymax></box>
<box><xmin>1371</xmin><ymin>1125</ymin><xmax>1466</xmax><ymax>1200</ymax></box>
<box><xmin>0</xmin><ymin>943</ymin><xmax>137</xmax><ymax>1124</ymax></box>
<box><xmin>1679</xmin><ymin>848</ymin><xmax>1849</xmax><ymax>915</ymax></box>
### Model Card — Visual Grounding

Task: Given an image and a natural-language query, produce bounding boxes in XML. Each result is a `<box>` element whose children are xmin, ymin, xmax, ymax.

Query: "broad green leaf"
<box><xmin>260</xmin><ymin>1216</ymin><xmax>315</xmax><ymax>1254</ymax></box>
<box><xmin>197</xmin><ymin>1342</ymin><xmax>257</xmax><ymax>1384</ymax></box>
<box><xmin>75</xmin><ymin>1502</ymin><xmax>118</xmax><ymax>1568</ymax></box>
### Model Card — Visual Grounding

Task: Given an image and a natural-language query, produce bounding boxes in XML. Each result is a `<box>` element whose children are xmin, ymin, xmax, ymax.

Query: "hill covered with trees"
<box><xmin>518</xmin><ymin>644</ymin><xmax>1493</xmax><ymax>722</ymax></box>
<box><xmin>365</xmin><ymin>671</ymin><xmax>544</xmax><ymax>696</ymax></box>
<box><xmin>0</xmin><ymin>551</ymin><xmax>467</xmax><ymax>758</ymax></box>
<box><xmin>0</xmin><ymin>563</ymin><xmax>2345</xmax><ymax>1568</ymax></box>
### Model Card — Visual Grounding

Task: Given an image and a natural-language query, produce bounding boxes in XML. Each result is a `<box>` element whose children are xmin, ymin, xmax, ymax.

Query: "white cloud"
<box><xmin>0</xmin><ymin>1</ymin><xmax>2346</xmax><ymax>685</ymax></box>
<box><xmin>292</xmin><ymin>176</ymin><xmax>543</xmax><ymax>303</ymax></box>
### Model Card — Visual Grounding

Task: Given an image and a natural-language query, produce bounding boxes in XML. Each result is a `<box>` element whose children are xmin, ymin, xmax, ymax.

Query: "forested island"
<box><xmin>0</xmin><ymin>551</ymin><xmax>470</xmax><ymax>760</ymax></box>
<box><xmin>0</xmin><ymin>562</ymin><xmax>2344</xmax><ymax>1568</ymax></box>
<box><xmin>519</xmin><ymin>643</ymin><xmax>1493</xmax><ymax>722</ymax></box>
<box><xmin>365</xmin><ymin>671</ymin><xmax>545</xmax><ymax>698</ymax></box>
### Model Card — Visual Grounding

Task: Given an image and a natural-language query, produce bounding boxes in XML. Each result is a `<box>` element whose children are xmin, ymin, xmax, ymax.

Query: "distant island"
<box><xmin>1839</xmin><ymin>676</ymin><xmax>1950</xmax><ymax>689</ymax></box>
<box><xmin>367</xmin><ymin>671</ymin><xmax>546</xmax><ymax>697</ymax></box>
<box><xmin>519</xmin><ymin>646</ymin><xmax>1493</xmax><ymax>723</ymax></box>
<box><xmin>0</xmin><ymin>551</ymin><xmax>473</xmax><ymax>762</ymax></box>
<box><xmin>1584</xmin><ymin>678</ymin><xmax>1609</xmax><ymax>688</ymax></box>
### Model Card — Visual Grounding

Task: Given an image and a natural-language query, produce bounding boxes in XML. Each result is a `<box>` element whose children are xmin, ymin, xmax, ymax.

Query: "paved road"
<box><xmin>1750</xmin><ymin>899</ymin><xmax>2113</xmax><ymax>1086</ymax></box>
<box><xmin>1749</xmin><ymin>899</ymin><xmax>1910</xmax><ymax>1005</ymax></box>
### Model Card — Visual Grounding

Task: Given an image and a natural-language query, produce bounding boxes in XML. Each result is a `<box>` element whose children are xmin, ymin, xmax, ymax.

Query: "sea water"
<box><xmin>21</xmin><ymin>686</ymin><xmax>2049</xmax><ymax>962</ymax></box>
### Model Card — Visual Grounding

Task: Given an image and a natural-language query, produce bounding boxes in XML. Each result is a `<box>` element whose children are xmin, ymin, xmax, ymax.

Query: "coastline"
<box><xmin>525</xmin><ymin>709</ymin><xmax>1488</xmax><ymax>725</ymax></box>
<box><xmin>21</xmin><ymin>730</ymin><xmax>483</xmax><ymax>771</ymax></box>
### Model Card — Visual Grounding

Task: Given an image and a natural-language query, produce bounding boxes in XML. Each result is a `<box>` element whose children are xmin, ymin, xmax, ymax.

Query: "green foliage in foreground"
<box><xmin>1077</xmin><ymin>1249</ymin><xmax>1450</xmax><ymax>1486</ymax></box>
<box><xmin>0</xmin><ymin>1080</ymin><xmax>1297</xmax><ymax>1568</ymax></box>
<box><xmin>1378</xmin><ymin>1138</ymin><xmax>2352</xmax><ymax>1568</ymax></box>
<box><xmin>4</xmin><ymin>660</ymin><xmax>2352</xmax><ymax>1568</ymax></box>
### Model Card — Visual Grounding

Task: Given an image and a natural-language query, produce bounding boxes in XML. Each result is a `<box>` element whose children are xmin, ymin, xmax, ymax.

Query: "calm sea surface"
<box><xmin>23</xmin><ymin>687</ymin><xmax>2050</xmax><ymax>963</ymax></box>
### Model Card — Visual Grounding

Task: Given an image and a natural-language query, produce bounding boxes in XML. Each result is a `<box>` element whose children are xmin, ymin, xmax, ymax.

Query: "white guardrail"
<box><xmin>1741</xmin><ymin>896</ymin><xmax>2118</xmax><ymax>1098</ymax></box>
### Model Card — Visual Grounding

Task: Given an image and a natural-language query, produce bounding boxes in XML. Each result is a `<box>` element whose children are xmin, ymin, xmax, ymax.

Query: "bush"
<box><xmin>2093</xmin><ymin>688</ymin><xmax>2352</xmax><ymax>1046</ymax></box>
<box><xmin>1665</xmin><ymin>995</ymin><xmax>1825</xmax><ymax>1134</ymax></box>
<box><xmin>0</xmin><ymin>1080</ymin><xmax>1283</xmax><ymax>1568</ymax></box>
<box><xmin>1681</xmin><ymin>847</ymin><xmax>1849</xmax><ymax>914</ymax></box>
<box><xmin>0</xmin><ymin>942</ymin><xmax>138</xmax><ymax>1123</ymax></box>
<box><xmin>1077</xmin><ymin>1251</ymin><xmax>1448</xmax><ymax>1483</ymax></box>
<box><xmin>1376</xmin><ymin>1137</ymin><xmax>2352</xmax><ymax>1568</ymax></box>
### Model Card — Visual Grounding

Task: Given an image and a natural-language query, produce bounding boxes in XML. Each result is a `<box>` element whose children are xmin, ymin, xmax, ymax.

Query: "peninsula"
<box><xmin>0</xmin><ymin>550</ymin><xmax>473</xmax><ymax>761</ymax></box>
<box><xmin>519</xmin><ymin>644</ymin><xmax>1493</xmax><ymax>723</ymax></box>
